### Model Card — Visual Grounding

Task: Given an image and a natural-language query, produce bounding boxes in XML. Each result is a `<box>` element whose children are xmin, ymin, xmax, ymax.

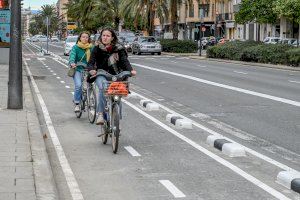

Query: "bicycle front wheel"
<box><xmin>87</xmin><ymin>86</ymin><xmax>97</xmax><ymax>123</ymax></box>
<box><xmin>111</xmin><ymin>103</ymin><xmax>120</xmax><ymax>154</ymax></box>
<box><xmin>75</xmin><ymin>101</ymin><xmax>83</xmax><ymax>118</ymax></box>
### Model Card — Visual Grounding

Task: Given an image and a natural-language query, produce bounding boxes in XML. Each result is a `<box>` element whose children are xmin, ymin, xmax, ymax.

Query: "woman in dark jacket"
<box><xmin>88</xmin><ymin>28</ymin><xmax>136</xmax><ymax>125</ymax></box>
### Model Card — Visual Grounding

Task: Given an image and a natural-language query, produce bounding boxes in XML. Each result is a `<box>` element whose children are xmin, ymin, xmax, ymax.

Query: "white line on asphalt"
<box><xmin>197</xmin><ymin>64</ymin><xmax>207</xmax><ymax>68</ymax></box>
<box><xmin>130</xmin><ymin>91</ymin><xmax>296</xmax><ymax>172</ymax></box>
<box><xmin>60</xmin><ymin>81</ymin><xmax>65</xmax><ymax>84</ymax></box>
<box><xmin>25</xmin><ymin>58</ymin><xmax>31</xmax><ymax>61</ymax></box>
<box><xmin>71</xmin><ymin>92</ymin><xmax>74</xmax><ymax>95</ymax></box>
<box><xmin>234</xmin><ymin>71</ymin><xmax>248</xmax><ymax>75</ymax></box>
<box><xmin>37</xmin><ymin>58</ymin><xmax>46</xmax><ymax>61</ymax></box>
<box><xmin>53</xmin><ymin>73</ymin><xmax>56</xmax><ymax>75</ymax></box>
<box><xmin>122</xmin><ymin>99</ymin><xmax>291</xmax><ymax>200</ymax></box>
<box><xmin>160</xmin><ymin>58</ymin><xmax>169</xmax><ymax>60</ymax></box>
<box><xmin>289</xmin><ymin>80</ymin><xmax>300</xmax><ymax>84</ymax></box>
<box><xmin>124</xmin><ymin>146</ymin><xmax>141</xmax><ymax>157</ymax></box>
<box><xmin>145</xmin><ymin>58</ymin><xmax>154</xmax><ymax>60</ymax></box>
<box><xmin>159</xmin><ymin>180</ymin><xmax>186</xmax><ymax>198</ymax></box>
<box><xmin>53</xmin><ymin>58</ymin><xmax>69</xmax><ymax>68</ymax></box>
<box><xmin>132</xmin><ymin>63</ymin><xmax>300</xmax><ymax>107</ymax></box>
<box><xmin>56</xmin><ymin>77</ymin><xmax>61</xmax><ymax>79</ymax></box>
<box><xmin>24</xmin><ymin>59</ymin><xmax>84</xmax><ymax>200</ymax></box>
<box><xmin>171</xmin><ymin>61</ymin><xmax>177</xmax><ymax>63</ymax></box>
<box><xmin>49</xmin><ymin>43</ymin><xmax>64</xmax><ymax>48</ymax></box>
<box><xmin>65</xmin><ymin>86</ymin><xmax>70</xmax><ymax>89</ymax></box>
<box><xmin>50</xmin><ymin>70</ymin><xmax>53</xmax><ymax>73</ymax></box>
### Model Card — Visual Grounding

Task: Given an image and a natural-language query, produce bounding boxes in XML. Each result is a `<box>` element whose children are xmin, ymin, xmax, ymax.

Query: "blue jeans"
<box><xmin>73</xmin><ymin>71</ymin><xmax>83</xmax><ymax>104</ymax></box>
<box><xmin>95</xmin><ymin>76</ymin><xmax>108</xmax><ymax>113</ymax></box>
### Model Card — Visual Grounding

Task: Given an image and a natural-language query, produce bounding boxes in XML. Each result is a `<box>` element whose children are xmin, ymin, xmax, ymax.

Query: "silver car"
<box><xmin>64</xmin><ymin>36</ymin><xmax>78</xmax><ymax>56</ymax></box>
<box><xmin>132</xmin><ymin>36</ymin><xmax>162</xmax><ymax>55</ymax></box>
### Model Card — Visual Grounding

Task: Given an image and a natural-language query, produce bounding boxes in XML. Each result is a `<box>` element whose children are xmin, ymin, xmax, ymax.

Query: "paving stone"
<box><xmin>16</xmin><ymin>179</ymin><xmax>35</xmax><ymax>191</ymax></box>
<box><xmin>0</xmin><ymin>162</ymin><xmax>32</xmax><ymax>167</ymax></box>
<box><xmin>16</xmin><ymin>192</ymin><xmax>36</xmax><ymax>200</ymax></box>
<box><xmin>0</xmin><ymin>156</ymin><xmax>16</xmax><ymax>162</ymax></box>
<box><xmin>0</xmin><ymin>192</ymin><xmax>15</xmax><ymax>200</ymax></box>
<box><xmin>16</xmin><ymin>154</ymin><xmax>32</xmax><ymax>162</ymax></box>
<box><xmin>15</xmin><ymin>166</ymin><xmax>33</xmax><ymax>178</ymax></box>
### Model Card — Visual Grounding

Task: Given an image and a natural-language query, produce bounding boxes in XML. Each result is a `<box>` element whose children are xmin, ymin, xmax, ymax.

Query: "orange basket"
<box><xmin>105</xmin><ymin>81</ymin><xmax>129</xmax><ymax>96</ymax></box>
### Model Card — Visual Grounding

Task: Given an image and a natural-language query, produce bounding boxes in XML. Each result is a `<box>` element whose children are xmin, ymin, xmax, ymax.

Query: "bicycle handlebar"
<box><xmin>93</xmin><ymin>69</ymin><xmax>132</xmax><ymax>81</ymax></box>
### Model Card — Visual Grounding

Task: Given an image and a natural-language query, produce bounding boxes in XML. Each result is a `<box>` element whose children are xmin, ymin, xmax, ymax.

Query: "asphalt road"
<box><xmin>23</xmin><ymin>41</ymin><xmax>300</xmax><ymax>200</ymax></box>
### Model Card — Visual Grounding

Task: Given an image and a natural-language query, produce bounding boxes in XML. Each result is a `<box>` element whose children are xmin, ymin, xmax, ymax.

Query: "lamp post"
<box><xmin>8</xmin><ymin>0</ymin><xmax>22</xmax><ymax>109</ymax></box>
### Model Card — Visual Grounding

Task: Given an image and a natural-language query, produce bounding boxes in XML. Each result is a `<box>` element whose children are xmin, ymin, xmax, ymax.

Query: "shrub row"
<box><xmin>160</xmin><ymin>39</ymin><xmax>198</xmax><ymax>53</ymax></box>
<box><xmin>206</xmin><ymin>41</ymin><xmax>300</xmax><ymax>67</ymax></box>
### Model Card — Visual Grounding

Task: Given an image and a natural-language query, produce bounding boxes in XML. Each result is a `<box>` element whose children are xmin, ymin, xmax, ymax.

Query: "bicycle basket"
<box><xmin>105</xmin><ymin>81</ymin><xmax>129</xmax><ymax>96</ymax></box>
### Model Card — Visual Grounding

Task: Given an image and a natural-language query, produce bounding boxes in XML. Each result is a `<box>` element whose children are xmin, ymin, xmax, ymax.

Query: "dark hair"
<box><xmin>99</xmin><ymin>28</ymin><xmax>118</xmax><ymax>46</ymax></box>
<box><xmin>77</xmin><ymin>31</ymin><xmax>91</xmax><ymax>44</ymax></box>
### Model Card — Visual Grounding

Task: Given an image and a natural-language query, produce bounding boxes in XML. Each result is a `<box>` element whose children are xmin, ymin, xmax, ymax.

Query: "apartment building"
<box><xmin>21</xmin><ymin>8</ymin><xmax>32</xmax><ymax>37</ymax></box>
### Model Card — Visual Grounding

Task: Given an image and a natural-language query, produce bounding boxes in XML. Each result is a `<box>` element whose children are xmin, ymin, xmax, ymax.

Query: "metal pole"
<box><xmin>8</xmin><ymin>0</ymin><xmax>23</xmax><ymax>109</ymax></box>
<box><xmin>46</xmin><ymin>17</ymin><xmax>49</xmax><ymax>54</ymax></box>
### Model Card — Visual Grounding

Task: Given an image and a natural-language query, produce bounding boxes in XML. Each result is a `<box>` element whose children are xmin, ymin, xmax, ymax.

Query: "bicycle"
<box><xmin>95</xmin><ymin>70</ymin><xmax>132</xmax><ymax>153</ymax></box>
<box><xmin>73</xmin><ymin>62</ymin><xmax>97</xmax><ymax>123</ymax></box>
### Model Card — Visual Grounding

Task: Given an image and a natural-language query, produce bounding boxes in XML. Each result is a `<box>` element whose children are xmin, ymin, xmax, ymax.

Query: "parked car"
<box><xmin>132</xmin><ymin>36</ymin><xmax>162</xmax><ymax>55</ymax></box>
<box><xmin>263</xmin><ymin>37</ymin><xmax>280</xmax><ymax>44</ymax></box>
<box><xmin>292</xmin><ymin>40</ymin><xmax>299</xmax><ymax>47</ymax></box>
<box><xmin>279</xmin><ymin>38</ymin><xmax>297</xmax><ymax>46</ymax></box>
<box><xmin>64</xmin><ymin>36</ymin><xmax>78</xmax><ymax>56</ymax></box>
<box><xmin>123</xmin><ymin>36</ymin><xmax>136</xmax><ymax>52</ymax></box>
<box><xmin>51</xmin><ymin>36</ymin><xmax>59</xmax><ymax>42</ymax></box>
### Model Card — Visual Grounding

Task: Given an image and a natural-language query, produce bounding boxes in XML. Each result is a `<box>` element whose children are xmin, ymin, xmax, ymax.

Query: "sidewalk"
<box><xmin>0</xmin><ymin>64</ymin><xmax>57</xmax><ymax>199</ymax></box>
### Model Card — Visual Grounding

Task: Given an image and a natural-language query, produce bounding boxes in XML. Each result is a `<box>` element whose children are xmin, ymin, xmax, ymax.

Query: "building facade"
<box><xmin>21</xmin><ymin>8</ymin><xmax>32</xmax><ymax>37</ymax></box>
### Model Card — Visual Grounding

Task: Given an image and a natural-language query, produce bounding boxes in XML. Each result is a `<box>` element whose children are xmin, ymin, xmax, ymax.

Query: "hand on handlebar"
<box><xmin>70</xmin><ymin>63</ymin><xmax>76</xmax><ymax>68</ymax></box>
<box><xmin>89</xmin><ymin>70</ymin><xmax>97</xmax><ymax>76</ymax></box>
<box><xmin>131</xmin><ymin>70</ymin><xmax>137</xmax><ymax>76</ymax></box>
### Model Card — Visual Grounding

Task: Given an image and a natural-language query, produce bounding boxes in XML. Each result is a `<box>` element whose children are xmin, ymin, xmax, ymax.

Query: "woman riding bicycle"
<box><xmin>88</xmin><ymin>28</ymin><xmax>136</xmax><ymax>125</ymax></box>
<box><xmin>69</xmin><ymin>32</ymin><xmax>93</xmax><ymax>113</ymax></box>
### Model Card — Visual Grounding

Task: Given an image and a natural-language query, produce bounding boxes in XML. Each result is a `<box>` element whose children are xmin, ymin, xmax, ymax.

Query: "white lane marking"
<box><xmin>53</xmin><ymin>73</ymin><xmax>56</xmax><ymax>75</ymax></box>
<box><xmin>171</xmin><ymin>61</ymin><xmax>177</xmax><ymax>63</ymax></box>
<box><xmin>25</xmin><ymin>58</ymin><xmax>31</xmax><ymax>61</ymax></box>
<box><xmin>60</xmin><ymin>81</ymin><xmax>65</xmax><ymax>84</ymax></box>
<box><xmin>132</xmin><ymin>63</ymin><xmax>300</xmax><ymax>107</ymax></box>
<box><xmin>65</xmin><ymin>86</ymin><xmax>70</xmax><ymax>89</ymax></box>
<box><xmin>131</xmin><ymin>91</ymin><xmax>296</xmax><ymax>172</ymax></box>
<box><xmin>45</xmin><ymin>66</ymin><xmax>48</xmax><ymax>68</ymax></box>
<box><xmin>197</xmin><ymin>64</ymin><xmax>207</xmax><ymax>68</ymax></box>
<box><xmin>53</xmin><ymin>58</ymin><xmax>69</xmax><ymax>68</ymax></box>
<box><xmin>124</xmin><ymin>146</ymin><xmax>141</xmax><ymax>157</ymax></box>
<box><xmin>123</xmin><ymin>99</ymin><xmax>291</xmax><ymax>200</ymax></box>
<box><xmin>159</xmin><ymin>180</ymin><xmax>186</xmax><ymax>198</ymax></box>
<box><xmin>57</xmin><ymin>77</ymin><xmax>61</xmax><ymax>79</ymax></box>
<box><xmin>71</xmin><ymin>92</ymin><xmax>74</xmax><ymax>95</ymax></box>
<box><xmin>234</xmin><ymin>71</ymin><xmax>248</xmax><ymax>75</ymax></box>
<box><xmin>24</xmin><ymin>59</ymin><xmax>84</xmax><ymax>200</ymax></box>
<box><xmin>145</xmin><ymin>58</ymin><xmax>154</xmax><ymax>60</ymax></box>
<box><xmin>48</xmin><ymin>67</ymin><xmax>52</xmax><ymax>70</ymax></box>
<box><xmin>49</xmin><ymin>43</ymin><xmax>64</xmax><ymax>48</ymax></box>
<box><xmin>289</xmin><ymin>80</ymin><xmax>300</xmax><ymax>84</ymax></box>
<box><xmin>50</xmin><ymin>70</ymin><xmax>54</xmax><ymax>73</ymax></box>
<box><xmin>160</xmin><ymin>58</ymin><xmax>169</xmax><ymax>60</ymax></box>
<box><xmin>37</xmin><ymin>58</ymin><xmax>46</xmax><ymax>61</ymax></box>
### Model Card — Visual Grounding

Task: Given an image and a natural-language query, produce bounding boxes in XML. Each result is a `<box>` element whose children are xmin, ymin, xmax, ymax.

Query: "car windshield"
<box><xmin>125</xmin><ymin>37</ymin><xmax>135</xmax><ymax>42</ymax></box>
<box><xmin>66</xmin><ymin>37</ymin><xmax>77</xmax><ymax>42</ymax></box>
<box><xmin>141</xmin><ymin>37</ymin><xmax>156</xmax><ymax>43</ymax></box>
<box><xmin>271</xmin><ymin>38</ymin><xmax>279</xmax><ymax>42</ymax></box>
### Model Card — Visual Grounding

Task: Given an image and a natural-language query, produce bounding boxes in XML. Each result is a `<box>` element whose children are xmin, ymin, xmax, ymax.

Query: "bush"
<box><xmin>207</xmin><ymin>40</ymin><xmax>299</xmax><ymax>66</ymax></box>
<box><xmin>160</xmin><ymin>39</ymin><xmax>197</xmax><ymax>53</ymax></box>
<box><xmin>286</xmin><ymin>48</ymin><xmax>300</xmax><ymax>67</ymax></box>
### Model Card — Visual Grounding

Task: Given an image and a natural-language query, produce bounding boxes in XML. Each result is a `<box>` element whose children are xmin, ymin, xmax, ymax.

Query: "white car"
<box><xmin>64</xmin><ymin>36</ymin><xmax>78</xmax><ymax>56</ymax></box>
<box><xmin>263</xmin><ymin>37</ymin><xmax>280</xmax><ymax>44</ymax></box>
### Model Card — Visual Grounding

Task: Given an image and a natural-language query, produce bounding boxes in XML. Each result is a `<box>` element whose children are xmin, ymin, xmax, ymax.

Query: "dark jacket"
<box><xmin>88</xmin><ymin>43</ymin><xmax>133</xmax><ymax>75</ymax></box>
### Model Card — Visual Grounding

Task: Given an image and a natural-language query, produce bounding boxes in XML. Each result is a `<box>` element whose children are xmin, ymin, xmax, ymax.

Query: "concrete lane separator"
<box><xmin>159</xmin><ymin>180</ymin><xmax>186</xmax><ymax>198</ymax></box>
<box><xmin>140</xmin><ymin>99</ymin><xmax>159</xmax><ymax>111</ymax></box>
<box><xmin>25</xmin><ymin>58</ymin><xmax>85</xmax><ymax>200</ymax></box>
<box><xmin>277</xmin><ymin>171</ymin><xmax>300</xmax><ymax>194</ymax></box>
<box><xmin>122</xmin><ymin>99</ymin><xmax>291</xmax><ymax>200</ymax></box>
<box><xmin>23</xmin><ymin>58</ymin><xmax>59</xmax><ymax>200</ymax></box>
<box><xmin>206</xmin><ymin>135</ymin><xmax>246</xmax><ymax>157</ymax></box>
<box><xmin>166</xmin><ymin>113</ymin><xmax>193</xmax><ymax>129</ymax></box>
<box><xmin>124</xmin><ymin>146</ymin><xmax>141</xmax><ymax>157</ymax></box>
<box><xmin>131</xmin><ymin>63</ymin><xmax>300</xmax><ymax>107</ymax></box>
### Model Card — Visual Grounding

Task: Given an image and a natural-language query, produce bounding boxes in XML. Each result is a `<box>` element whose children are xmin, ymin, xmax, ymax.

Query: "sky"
<box><xmin>23</xmin><ymin>0</ymin><xmax>57</xmax><ymax>10</ymax></box>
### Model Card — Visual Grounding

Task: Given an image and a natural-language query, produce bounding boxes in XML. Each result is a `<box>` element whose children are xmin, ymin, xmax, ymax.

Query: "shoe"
<box><xmin>96</xmin><ymin>113</ymin><xmax>104</xmax><ymax>125</ymax></box>
<box><xmin>74</xmin><ymin>104</ymin><xmax>80</xmax><ymax>113</ymax></box>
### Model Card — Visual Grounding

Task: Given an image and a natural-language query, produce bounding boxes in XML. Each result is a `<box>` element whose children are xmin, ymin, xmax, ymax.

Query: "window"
<box><xmin>199</xmin><ymin>4</ymin><xmax>209</xmax><ymax>18</ymax></box>
<box><xmin>189</xmin><ymin>3</ymin><xmax>194</xmax><ymax>17</ymax></box>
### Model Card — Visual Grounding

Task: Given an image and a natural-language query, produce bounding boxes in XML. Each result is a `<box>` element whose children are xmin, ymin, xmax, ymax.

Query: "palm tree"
<box><xmin>40</xmin><ymin>5</ymin><xmax>59</xmax><ymax>36</ymax></box>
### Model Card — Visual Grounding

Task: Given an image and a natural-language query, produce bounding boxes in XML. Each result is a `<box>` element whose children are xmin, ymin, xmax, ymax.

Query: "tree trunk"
<box><xmin>170</xmin><ymin>0</ymin><xmax>178</xmax><ymax>40</ymax></box>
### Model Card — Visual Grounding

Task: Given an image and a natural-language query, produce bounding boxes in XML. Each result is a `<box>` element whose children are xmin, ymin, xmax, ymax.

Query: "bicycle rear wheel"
<box><xmin>111</xmin><ymin>103</ymin><xmax>120</xmax><ymax>154</ymax></box>
<box><xmin>87</xmin><ymin>86</ymin><xmax>97</xmax><ymax>123</ymax></box>
<box><xmin>101</xmin><ymin>122</ymin><xmax>109</xmax><ymax>144</ymax></box>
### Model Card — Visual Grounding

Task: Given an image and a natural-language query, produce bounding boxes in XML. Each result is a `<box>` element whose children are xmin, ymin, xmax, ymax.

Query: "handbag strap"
<box><xmin>79</xmin><ymin>52</ymin><xmax>86</xmax><ymax>63</ymax></box>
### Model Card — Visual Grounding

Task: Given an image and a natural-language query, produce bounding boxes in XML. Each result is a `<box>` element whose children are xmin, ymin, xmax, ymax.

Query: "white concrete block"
<box><xmin>140</xmin><ymin>99</ymin><xmax>150</xmax><ymax>107</ymax></box>
<box><xmin>206</xmin><ymin>135</ymin><xmax>221</xmax><ymax>147</ymax></box>
<box><xmin>145</xmin><ymin>103</ymin><xmax>160</xmax><ymax>111</ymax></box>
<box><xmin>166</xmin><ymin>113</ymin><xmax>178</xmax><ymax>122</ymax></box>
<box><xmin>277</xmin><ymin>171</ymin><xmax>300</xmax><ymax>189</ymax></box>
<box><xmin>175</xmin><ymin>119</ymin><xmax>193</xmax><ymax>129</ymax></box>
<box><xmin>222</xmin><ymin>143</ymin><xmax>246</xmax><ymax>157</ymax></box>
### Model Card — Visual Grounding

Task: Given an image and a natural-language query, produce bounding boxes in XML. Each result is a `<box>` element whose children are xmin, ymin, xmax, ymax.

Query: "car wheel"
<box><xmin>157</xmin><ymin>52</ymin><xmax>161</xmax><ymax>55</ymax></box>
<box><xmin>151</xmin><ymin>52</ymin><xmax>155</xmax><ymax>55</ymax></box>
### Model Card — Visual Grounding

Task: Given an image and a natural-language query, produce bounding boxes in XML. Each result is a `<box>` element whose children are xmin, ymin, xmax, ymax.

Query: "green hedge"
<box><xmin>160</xmin><ymin>39</ymin><xmax>197</xmax><ymax>53</ymax></box>
<box><xmin>207</xmin><ymin>41</ymin><xmax>299</xmax><ymax>67</ymax></box>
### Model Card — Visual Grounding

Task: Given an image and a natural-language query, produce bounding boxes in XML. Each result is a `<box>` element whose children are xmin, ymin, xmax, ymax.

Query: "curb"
<box><xmin>277</xmin><ymin>171</ymin><xmax>300</xmax><ymax>194</ymax></box>
<box><xmin>140</xmin><ymin>100</ymin><xmax>160</xmax><ymax>111</ymax></box>
<box><xmin>24</xmin><ymin>69</ymin><xmax>59</xmax><ymax>199</ymax></box>
<box><xmin>206</xmin><ymin>135</ymin><xmax>246</xmax><ymax>157</ymax></box>
<box><xmin>166</xmin><ymin>113</ymin><xmax>193</xmax><ymax>129</ymax></box>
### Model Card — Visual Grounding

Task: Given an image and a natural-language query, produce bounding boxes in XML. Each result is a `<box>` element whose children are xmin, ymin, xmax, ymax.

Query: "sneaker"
<box><xmin>74</xmin><ymin>104</ymin><xmax>80</xmax><ymax>113</ymax></box>
<box><xmin>96</xmin><ymin>113</ymin><xmax>104</xmax><ymax>125</ymax></box>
